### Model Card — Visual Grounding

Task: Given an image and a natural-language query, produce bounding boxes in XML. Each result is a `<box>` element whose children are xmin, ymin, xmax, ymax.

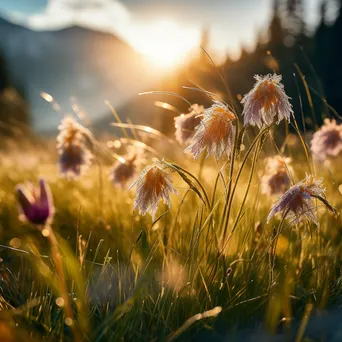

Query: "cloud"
<box><xmin>27</xmin><ymin>0</ymin><xmax>131</xmax><ymax>36</ymax></box>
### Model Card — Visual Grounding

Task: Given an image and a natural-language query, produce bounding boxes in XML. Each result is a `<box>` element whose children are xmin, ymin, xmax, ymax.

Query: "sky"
<box><xmin>0</xmin><ymin>0</ymin><xmax>337</xmax><ymax>61</ymax></box>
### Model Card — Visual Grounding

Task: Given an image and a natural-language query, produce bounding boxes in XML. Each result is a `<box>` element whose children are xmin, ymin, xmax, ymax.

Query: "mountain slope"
<box><xmin>0</xmin><ymin>16</ymin><xmax>158</xmax><ymax>133</ymax></box>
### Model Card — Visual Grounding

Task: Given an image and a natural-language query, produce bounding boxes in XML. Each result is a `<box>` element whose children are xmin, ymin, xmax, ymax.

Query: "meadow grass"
<box><xmin>0</xmin><ymin>78</ymin><xmax>342</xmax><ymax>342</ymax></box>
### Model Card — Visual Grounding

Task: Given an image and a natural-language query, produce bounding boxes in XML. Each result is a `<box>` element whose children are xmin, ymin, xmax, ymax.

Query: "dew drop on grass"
<box><xmin>42</xmin><ymin>228</ymin><xmax>50</xmax><ymax>237</ymax></box>
<box><xmin>56</xmin><ymin>297</ymin><xmax>64</xmax><ymax>307</ymax></box>
<box><xmin>9</xmin><ymin>237</ymin><xmax>21</xmax><ymax>249</ymax></box>
<box><xmin>64</xmin><ymin>317</ymin><xmax>73</xmax><ymax>326</ymax></box>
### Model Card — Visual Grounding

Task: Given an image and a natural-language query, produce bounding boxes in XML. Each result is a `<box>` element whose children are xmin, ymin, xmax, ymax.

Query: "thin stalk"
<box><xmin>308</xmin><ymin>86</ymin><xmax>342</xmax><ymax>121</ymax></box>
<box><xmin>223</xmin><ymin>135</ymin><xmax>264</xmax><ymax>252</ymax></box>
<box><xmin>43</xmin><ymin>224</ymin><xmax>81</xmax><ymax>342</ymax></box>
<box><xmin>164</xmin><ymin>161</ymin><xmax>210</xmax><ymax>209</ymax></box>
<box><xmin>200</xmin><ymin>46</ymin><xmax>238</xmax><ymax>113</ymax></box>
<box><xmin>105</xmin><ymin>101</ymin><xmax>130</xmax><ymax>138</ymax></box>
<box><xmin>300</xmin><ymin>46</ymin><xmax>328</xmax><ymax>117</ymax></box>
<box><xmin>218</xmin><ymin>120</ymin><xmax>240</xmax><ymax>239</ymax></box>
<box><xmin>222</xmin><ymin>127</ymin><xmax>269</xmax><ymax>243</ymax></box>
<box><xmin>269</xmin><ymin>209</ymin><xmax>289</xmax><ymax>292</ymax></box>
<box><xmin>294</xmin><ymin>64</ymin><xmax>318</xmax><ymax>129</ymax></box>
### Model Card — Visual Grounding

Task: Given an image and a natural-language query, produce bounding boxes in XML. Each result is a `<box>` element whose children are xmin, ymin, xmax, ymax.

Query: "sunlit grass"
<box><xmin>0</xmin><ymin>76</ymin><xmax>342</xmax><ymax>342</ymax></box>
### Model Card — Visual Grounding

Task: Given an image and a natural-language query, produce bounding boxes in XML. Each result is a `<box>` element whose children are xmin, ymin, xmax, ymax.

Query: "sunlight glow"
<box><xmin>132</xmin><ymin>19</ymin><xmax>200</xmax><ymax>69</ymax></box>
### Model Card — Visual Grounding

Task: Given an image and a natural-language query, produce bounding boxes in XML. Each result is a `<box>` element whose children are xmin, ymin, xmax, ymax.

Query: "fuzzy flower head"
<box><xmin>241</xmin><ymin>74</ymin><xmax>293</xmax><ymax>128</ymax></box>
<box><xmin>184</xmin><ymin>101</ymin><xmax>236</xmax><ymax>160</ymax></box>
<box><xmin>174</xmin><ymin>104</ymin><xmax>204</xmax><ymax>144</ymax></box>
<box><xmin>267</xmin><ymin>174</ymin><xmax>333</xmax><ymax>225</ymax></box>
<box><xmin>57</xmin><ymin>117</ymin><xmax>93</xmax><ymax>178</ymax></box>
<box><xmin>261</xmin><ymin>156</ymin><xmax>292</xmax><ymax>196</ymax></box>
<box><xmin>110</xmin><ymin>154</ymin><xmax>138</xmax><ymax>189</ymax></box>
<box><xmin>311</xmin><ymin>119</ymin><xmax>342</xmax><ymax>161</ymax></box>
<box><xmin>129</xmin><ymin>161</ymin><xmax>178</xmax><ymax>220</ymax></box>
<box><xmin>16</xmin><ymin>178</ymin><xmax>54</xmax><ymax>225</ymax></box>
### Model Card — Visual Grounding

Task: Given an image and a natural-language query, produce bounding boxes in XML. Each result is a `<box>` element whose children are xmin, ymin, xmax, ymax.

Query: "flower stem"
<box><xmin>269</xmin><ymin>209</ymin><xmax>289</xmax><ymax>291</ymax></box>
<box><xmin>221</xmin><ymin>127</ymin><xmax>269</xmax><ymax>245</ymax></box>
<box><xmin>44</xmin><ymin>224</ymin><xmax>81</xmax><ymax>342</ymax></box>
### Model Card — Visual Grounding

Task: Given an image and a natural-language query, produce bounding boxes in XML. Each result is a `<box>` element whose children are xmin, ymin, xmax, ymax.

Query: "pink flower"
<box><xmin>261</xmin><ymin>156</ymin><xmax>292</xmax><ymax>196</ymax></box>
<box><xmin>129</xmin><ymin>162</ymin><xmax>177</xmax><ymax>220</ymax></box>
<box><xmin>241</xmin><ymin>74</ymin><xmax>293</xmax><ymax>128</ymax></box>
<box><xmin>184</xmin><ymin>101</ymin><xmax>236</xmax><ymax>160</ymax></box>
<box><xmin>311</xmin><ymin>119</ymin><xmax>342</xmax><ymax>160</ymax></box>
<box><xmin>16</xmin><ymin>178</ymin><xmax>54</xmax><ymax>225</ymax></box>
<box><xmin>174</xmin><ymin>104</ymin><xmax>204</xmax><ymax>144</ymax></box>
<box><xmin>267</xmin><ymin>174</ymin><xmax>333</xmax><ymax>225</ymax></box>
<box><xmin>57</xmin><ymin>117</ymin><xmax>93</xmax><ymax>178</ymax></box>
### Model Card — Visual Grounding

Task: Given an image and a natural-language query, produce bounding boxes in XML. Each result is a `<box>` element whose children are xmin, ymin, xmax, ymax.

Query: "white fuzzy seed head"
<box><xmin>129</xmin><ymin>162</ymin><xmax>178</xmax><ymax>220</ymax></box>
<box><xmin>184</xmin><ymin>101</ymin><xmax>236</xmax><ymax>160</ymax></box>
<box><xmin>241</xmin><ymin>74</ymin><xmax>293</xmax><ymax>128</ymax></box>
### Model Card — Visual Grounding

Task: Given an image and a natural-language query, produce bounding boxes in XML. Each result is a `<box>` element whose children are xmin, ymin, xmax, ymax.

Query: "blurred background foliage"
<box><xmin>0</xmin><ymin>0</ymin><xmax>341</xmax><ymax>138</ymax></box>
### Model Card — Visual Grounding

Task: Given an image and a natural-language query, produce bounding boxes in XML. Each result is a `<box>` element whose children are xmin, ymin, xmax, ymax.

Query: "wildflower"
<box><xmin>184</xmin><ymin>101</ymin><xmax>236</xmax><ymax>160</ymax></box>
<box><xmin>241</xmin><ymin>74</ymin><xmax>293</xmax><ymax>128</ymax></box>
<box><xmin>110</xmin><ymin>154</ymin><xmax>137</xmax><ymax>189</ymax></box>
<box><xmin>16</xmin><ymin>178</ymin><xmax>54</xmax><ymax>225</ymax></box>
<box><xmin>311</xmin><ymin>119</ymin><xmax>342</xmax><ymax>160</ymax></box>
<box><xmin>261</xmin><ymin>156</ymin><xmax>292</xmax><ymax>196</ymax></box>
<box><xmin>267</xmin><ymin>174</ymin><xmax>335</xmax><ymax>225</ymax></box>
<box><xmin>174</xmin><ymin>104</ymin><xmax>204</xmax><ymax>144</ymax></box>
<box><xmin>56</xmin><ymin>117</ymin><xmax>93</xmax><ymax>178</ymax></box>
<box><xmin>129</xmin><ymin>162</ymin><xmax>177</xmax><ymax>220</ymax></box>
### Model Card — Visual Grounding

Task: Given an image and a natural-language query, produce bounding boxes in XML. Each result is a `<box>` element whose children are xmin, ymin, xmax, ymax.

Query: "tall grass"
<box><xmin>0</xmin><ymin>71</ymin><xmax>341</xmax><ymax>342</ymax></box>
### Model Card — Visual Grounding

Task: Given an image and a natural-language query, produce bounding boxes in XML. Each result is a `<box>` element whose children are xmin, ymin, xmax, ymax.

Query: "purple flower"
<box><xmin>267</xmin><ymin>174</ymin><xmax>334</xmax><ymax>226</ymax></box>
<box><xmin>261</xmin><ymin>156</ymin><xmax>292</xmax><ymax>196</ymax></box>
<box><xmin>16</xmin><ymin>178</ymin><xmax>54</xmax><ymax>225</ymax></box>
<box><xmin>59</xmin><ymin>144</ymin><xmax>92</xmax><ymax>177</ymax></box>
<box><xmin>57</xmin><ymin>117</ymin><xmax>93</xmax><ymax>178</ymax></box>
<box><xmin>110</xmin><ymin>156</ymin><xmax>137</xmax><ymax>189</ymax></box>
<box><xmin>311</xmin><ymin>119</ymin><xmax>342</xmax><ymax>161</ymax></box>
<box><xmin>174</xmin><ymin>104</ymin><xmax>204</xmax><ymax>144</ymax></box>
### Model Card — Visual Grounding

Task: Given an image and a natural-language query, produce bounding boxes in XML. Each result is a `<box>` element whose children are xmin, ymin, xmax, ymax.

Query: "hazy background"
<box><xmin>0</xmin><ymin>0</ymin><xmax>341</xmax><ymax>135</ymax></box>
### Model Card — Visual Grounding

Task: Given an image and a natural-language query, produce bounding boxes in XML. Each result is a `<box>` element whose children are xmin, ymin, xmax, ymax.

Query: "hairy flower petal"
<box><xmin>129</xmin><ymin>163</ymin><xmax>178</xmax><ymax>220</ymax></box>
<box><xmin>174</xmin><ymin>104</ymin><xmax>204</xmax><ymax>144</ymax></box>
<box><xmin>110</xmin><ymin>159</ymin><xmax>136</xmax><ymax>189</ymax></box>
<box><xmin>241</xmin><ymin>74</ymin><xmax>293</xmax><ymax>128</ymax></box>
<box><xmin>267</xmin><ymin>174</ymin><xmax>327</xmax><ymax>226</ymax></box>
<box><xmin>261</xmin><ymin>156</ymin><xmax>292</xmax><ymax>196</ymax></box>
<box><xmin>16</xmin><ymin>178</ymin><xmax>54</xmax><ymax>225</ymax></box>
<box><xmin>184</xmin><ymin>101</ymin><xmax>236</xmax><ymax>160</ymax></box>
<box><xmin>57</xmin><ymin>117</ymin><xmax>93</xmax><ymax>178</ymax></box>
<box><xmin>311</xmin><ymin>119</ymin><xmax>342</xmax><ymax>160</ymax></box>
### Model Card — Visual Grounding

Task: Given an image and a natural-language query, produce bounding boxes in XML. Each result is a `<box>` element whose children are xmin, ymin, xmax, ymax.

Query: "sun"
<box><xmin>132</xmin><ymin>19</ymin><xmax>200</xmax><ymax>69</ymax></box>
